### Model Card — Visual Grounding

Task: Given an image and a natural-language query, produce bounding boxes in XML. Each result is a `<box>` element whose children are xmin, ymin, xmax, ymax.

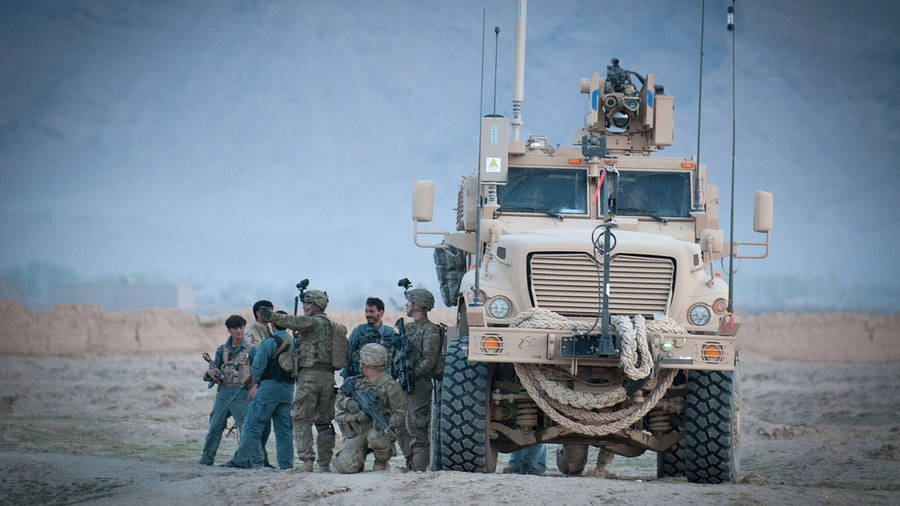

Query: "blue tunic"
<box><xmin>200</xmin><ymin>336</ymin><xmax>253</xmax><ymax>465</ymax></box>
<box><xmin>229</xmin><ymin>330</ymin><xmax>294</xmax><ymax>468</ymax></box>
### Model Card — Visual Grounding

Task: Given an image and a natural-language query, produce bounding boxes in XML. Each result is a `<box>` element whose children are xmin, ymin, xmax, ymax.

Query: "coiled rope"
<box><xmin>511</xmin><ymin>308</ymin><xmax>687</xmax><ymax>436</ymax></box>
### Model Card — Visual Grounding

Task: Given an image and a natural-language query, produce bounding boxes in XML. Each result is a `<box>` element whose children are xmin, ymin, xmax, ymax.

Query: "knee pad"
<box><xmin>315</xmin><ymin>422</ymin><xmax>334</xmax><ymax>434</ymax></box>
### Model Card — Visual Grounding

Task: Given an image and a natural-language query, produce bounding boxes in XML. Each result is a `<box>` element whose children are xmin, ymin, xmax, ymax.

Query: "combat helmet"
<box><xmin>359</xmin><ymin>343</ymin><xmax>390</xmax><ymax>368</ymax></box>
<box><xmin>405</xmin><ymin>288</ymin><xmax>435</xmax><ymax>312</ymax></box>
<box><xmin>302</xmin><ymin>289</ymin><xmax>329</xmax><ymax>310</ymax></box>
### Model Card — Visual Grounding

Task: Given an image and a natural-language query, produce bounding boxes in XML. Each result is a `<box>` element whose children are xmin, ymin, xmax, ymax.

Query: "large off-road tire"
<box><xmin>683</xmin><ymin>368</ymin><xmax>741</xmax><ymax>483</ymax></box>
<box><xmin>435</xmin><ymin>337</ymin><xmax>497</xmax><ymax>472</ymax></box>
<box><xmin>556</xmin><ymin>444</ymin><xmax>589</xmax><ymax>476</ymax></box>
<box><xmin>656</xmin><ymin>436</ymin><xmax>685</xmax><ymax>478</ymax></box>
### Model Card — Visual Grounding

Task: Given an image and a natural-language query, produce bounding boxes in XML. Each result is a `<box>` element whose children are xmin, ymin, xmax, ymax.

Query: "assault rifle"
<box><xmin>202</xmin><ymin>352</ymin><xmax>223</xmax><ymax>389</ymax></box>
<box><xmin>223</xmin><ymin>375</ymin><xmax>255</xmax><ymax>440</ymax></box>
<box><xmin>393</xmin><ymin>318</ymin><xmax>415</xmax><ymax>394</ymax></box>
<box><xmin>340</xmin><ymin>378</ymin><xmax>397</xmax><ymax>443</ymax></box>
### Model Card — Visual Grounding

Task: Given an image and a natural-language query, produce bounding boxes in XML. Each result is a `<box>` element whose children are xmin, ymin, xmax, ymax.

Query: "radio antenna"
<box><xmin>693</xmin><ymin>0</ymin><xmax>706</xmax><ymax>211</ymax></box>
<box><xmin>727</xmin><ymin>0</ymin><xmax>737</xmax><ymax>314</ymax></box>
<box><xmin>511</xmin><ymin>0</ymin><xmax>526</xmax><ymax>141</ymax></box>
<box><xmin>472</xmin><ymin>8</ymin><xmax>486</xmax><ymax>307</ymax></box>
<box><xmin>492</xmin><ymin>26</ymin><xmax>501</xmax><ymax>115</ymax></box>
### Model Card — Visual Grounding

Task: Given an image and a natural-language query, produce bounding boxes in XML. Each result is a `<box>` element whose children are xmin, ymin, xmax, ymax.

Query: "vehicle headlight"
<box><xmin>488</xmin><ymin>296</ymin><xmax>511</xmax><ymax>319</ymax></box>
<box><xmin>688</xmin><ymin>304</ymin><xmax>712</xmax><ymax>326</ymax></box>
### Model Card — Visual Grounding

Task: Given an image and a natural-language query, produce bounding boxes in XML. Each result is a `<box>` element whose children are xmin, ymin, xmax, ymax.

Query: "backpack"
<box><xmin>316</xmin><ymin>314</ymin><xmax>349</xmax><ymax>371</ymax></box>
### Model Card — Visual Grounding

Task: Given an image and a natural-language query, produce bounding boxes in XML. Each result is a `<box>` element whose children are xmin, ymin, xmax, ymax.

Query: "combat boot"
<box><xmin>373</xmin><ymin>459</ymin><xmax>390</xmax><ymax>471</ymax></box>
<box><xmin>411</xmin><ymin>447</ymin><xmax>429</xmax><ymax>472</ymax></box>
<box><xmin>315</xmin><ymin>462</ymin><xmax>331</xmax><ymax>473</ymax></box>
<box><xmin>299</xmin><ymin>459</ymin><xmax>314</xmax><ymax>472</ymax></box>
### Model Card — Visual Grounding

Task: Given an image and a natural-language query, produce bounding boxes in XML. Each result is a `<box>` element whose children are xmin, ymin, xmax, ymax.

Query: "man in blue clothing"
<box><xmin>505</xmin><ymin>444</ymin><xmax>548</xmax><ymax>475</ymax></box>
<box><xmin>199</xmin><ymin>315</ymin><xmax>254</xmax><ymax>465</ymax></box>
<box><xmin>341</xmin><ymin>297</ymin><xmax>396</xmax><ymax>379</ymax></box>
<box><xmin>222</xmin><ymin>313</ymin><xmax>295</xmax><ymax>469</ymax></box>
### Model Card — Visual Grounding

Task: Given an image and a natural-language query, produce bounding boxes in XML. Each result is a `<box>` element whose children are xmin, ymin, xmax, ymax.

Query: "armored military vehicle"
<box><xmin>411</xmin><ymin>0</ymin><xmax>772</xmax><ymax>484</ymax></box>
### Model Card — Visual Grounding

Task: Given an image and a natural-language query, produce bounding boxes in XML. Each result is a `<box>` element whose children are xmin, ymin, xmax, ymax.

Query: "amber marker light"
<box><xmin>712</xmin><ymin>298</ymin><xmax>729</xmax><ymax>314</ymax></box>
<box><xmin>681</xmin><ymin>162</ymin><xmax>695</xmax><ymax>168</ymax></box>
<box><xmin>568</xmin><ymin>158</ymin><xmax>583</xmax><ymax>164</ymax></box>
<box><xmin>701</xmin><ymin>343</ymin><xmax>724</xmax><ymax>362</ymax></box>
<box><xmin>481</xmin><ymin>335</ymin><xmax>503</xmax><ymax>354</ymax></box>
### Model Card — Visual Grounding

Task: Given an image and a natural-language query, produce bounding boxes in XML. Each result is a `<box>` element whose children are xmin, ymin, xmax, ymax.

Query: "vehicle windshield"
<box><xmin>498</xmin><ymin>167</ymin><xmax>587</xmax><ymax>215</ymax></box>
<box><xmin>616</xmin><ymin>171</ymin><xmax>692</xmax><ymax>218</ymax></box>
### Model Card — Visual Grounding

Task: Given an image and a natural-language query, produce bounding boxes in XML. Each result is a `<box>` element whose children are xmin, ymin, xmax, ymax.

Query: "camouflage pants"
<box><xmin>292</xmin><ymin>369</ymin><xmax>336</xmax><ymax>465</ymax></box>
<box><xmin>396</xmin><ymin>378</ymin><xmax>432</xmax><ymax>469</ymax></box>
<box><xmin>333</xmin><ymin>426</ymin><xmax>394</xmax><ymax>474</ymax></box>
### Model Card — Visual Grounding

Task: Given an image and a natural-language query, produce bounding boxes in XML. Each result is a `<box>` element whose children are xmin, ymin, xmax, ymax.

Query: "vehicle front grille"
<box><xmin>528</xmin><ymin>253</ymin><xmax>675</xmax><ymax>317</ymax></box>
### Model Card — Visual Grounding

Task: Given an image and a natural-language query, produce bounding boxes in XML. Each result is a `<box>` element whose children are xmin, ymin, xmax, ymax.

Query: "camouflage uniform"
<box><xmin>341</xmin><ymin>322</ymin><xmax>396</xmax><ymax>379</ymax></box>
<box><xmin>396</xmin><ymin>288</ymin><xmax>442</xmax><ymax>471</ymax></box>
<box><xmin>266</xmin><ymin>291</ymin><xmax>336</xmax><ymax>471</ymax></box>
<box><xmin>333</xmin><ymin>344</ymin><xmax>406</xmax><ymax>473</ymax></box>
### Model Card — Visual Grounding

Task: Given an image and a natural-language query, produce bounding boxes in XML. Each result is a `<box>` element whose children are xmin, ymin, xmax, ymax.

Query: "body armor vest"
<box><xmin>221</xmin><ymin>346</ymin><xmax>253</xmax><ymax>387</ymax></box>
<box><xmin>262</xmin><ymin>333</ymin><xmax>294</xmax><ymax>383</ymax></box>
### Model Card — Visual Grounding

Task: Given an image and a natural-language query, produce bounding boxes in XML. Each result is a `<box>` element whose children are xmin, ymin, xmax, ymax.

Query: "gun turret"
<box><xmin>578</xmin><ymin>58</ymin><xmax>673</xmax><ymax>154</ymax></box>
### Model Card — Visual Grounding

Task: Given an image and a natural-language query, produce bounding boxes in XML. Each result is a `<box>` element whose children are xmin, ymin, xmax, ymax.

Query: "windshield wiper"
<box><xmin>617</xmin><ymin>207</ymin><xmax>668</xmax><ymax>223</ymax></box>
<box><xmin>500</xmin><ymin>207</ymin><xmax>564</xmax><ymax>221</ymax></box>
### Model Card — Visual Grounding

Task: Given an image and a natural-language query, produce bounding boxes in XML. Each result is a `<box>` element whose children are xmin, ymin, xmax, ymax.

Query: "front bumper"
<box><xmin>468</xmin><ymin>326</ymin><xmax>736</xmax><ymax>371</ymax></box>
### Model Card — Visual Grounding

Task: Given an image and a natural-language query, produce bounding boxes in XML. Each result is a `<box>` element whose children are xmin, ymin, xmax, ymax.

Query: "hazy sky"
<box><xmin>1</xmin><ymin>0</ymin><xmax>898</xmax><ymax>311</ymax></box>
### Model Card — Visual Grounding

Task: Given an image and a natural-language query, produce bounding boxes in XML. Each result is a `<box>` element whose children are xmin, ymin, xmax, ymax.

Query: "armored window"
<box><xmin>617</xmin><ymin>171</ymin><xmax>691</xmax><ymax>218</ymax></box>
<box><xmin>497</xmin><ymin>167</ymin><xmax>588</xmax><ymax>215</ymax></box>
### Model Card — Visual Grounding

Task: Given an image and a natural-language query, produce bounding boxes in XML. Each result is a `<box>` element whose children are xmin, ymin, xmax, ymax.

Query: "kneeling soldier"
<box><xmin>333</xmin><ymin>343</ymin><xmax>406</xmax><ymax>473</ymax></box>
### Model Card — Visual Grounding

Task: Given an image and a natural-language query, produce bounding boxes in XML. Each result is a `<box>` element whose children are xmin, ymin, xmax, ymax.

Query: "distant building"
<box><xmin>50</xmin><ymin>279</ymin><xmax>194</xmax><ymax>311</ymax></box>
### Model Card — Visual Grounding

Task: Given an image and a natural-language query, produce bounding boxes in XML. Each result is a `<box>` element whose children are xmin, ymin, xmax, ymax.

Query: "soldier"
<box><xmin>341</xmin><ymin>297</ymin><xmax>396</xmax><ymax>379</ymax></box>
<box><xmin>261</xmin><ymin>289</ymin><xmax>337</xmax><ymax>472</ymax></box>
<box><xmin>554</xmin><ymin>444</ymin><xmax>615</xmax><ymax>476</ymax></box>
<box><xmin>395</xmin><ymin>288</ymin><xmax>442</xmax><ymax>472</ymax></box>
<box><xmin>200</xmin><ymin>315</ymin><xmax>253</xmax><ymax>465</ymax></box>
<box><xmin>221</xmin><ymin>315</ymin><xmax>294</xmax><ymax>469</ymax></box>
<box><xmin>333</xmin><ymin>343</ymin><xmax>406</xmax><ymax>473</ymax></box>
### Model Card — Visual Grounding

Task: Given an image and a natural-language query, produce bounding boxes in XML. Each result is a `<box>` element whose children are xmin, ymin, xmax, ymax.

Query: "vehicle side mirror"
<box><xmin>700</xmin><ymin>229</ymin><xmax>724</xmax><ymax>255</ymax></box>
<box><xmin>412</xmin><ymin>180</ymin><xmax>434</xmax><ymax>222</ymax></box>
<box><xmin>753</xmin><ymin>191</ymin><xmax>773</xmax><ymax>233</ymax></box>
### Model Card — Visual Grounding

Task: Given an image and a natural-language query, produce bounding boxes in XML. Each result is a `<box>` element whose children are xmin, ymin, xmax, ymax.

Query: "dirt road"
<box><xmin>1</xmin><ymin>350</ymin><xmax>898</xmax><ymax>504</ymax></box>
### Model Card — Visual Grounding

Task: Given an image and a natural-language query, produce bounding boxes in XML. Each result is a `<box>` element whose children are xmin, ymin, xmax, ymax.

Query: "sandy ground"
<box><xmin>1</xmin><ymin>303</ymin><xmax>899</xmax><ymax>504</ymax></box>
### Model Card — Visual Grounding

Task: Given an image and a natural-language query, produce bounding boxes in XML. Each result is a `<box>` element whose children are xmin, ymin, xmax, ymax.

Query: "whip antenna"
<box><xmin>472</xmin><ymin>8</ymin><xmax>487</xmax><ymax>307</ymax></box>
<box><xmin>693</xmin><ymin>0</ymin><xmax>706</xmax><ymax>211</ymax></box>
<box><xmin>492</xmin><ymin>26</ymin><xmax>500</xmax><ymax>115</ymax></box>
<box><xmin>727</xmin><ymin>0</ymin><xmax>736</xmax><ymax>313</ymax></box>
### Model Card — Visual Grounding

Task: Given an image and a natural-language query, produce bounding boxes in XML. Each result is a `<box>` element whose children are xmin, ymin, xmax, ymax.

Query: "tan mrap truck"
<box><xmin>411</xmin><ymin>3</ymin><xmax>772</xmax><ymax>485</ymax></box>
